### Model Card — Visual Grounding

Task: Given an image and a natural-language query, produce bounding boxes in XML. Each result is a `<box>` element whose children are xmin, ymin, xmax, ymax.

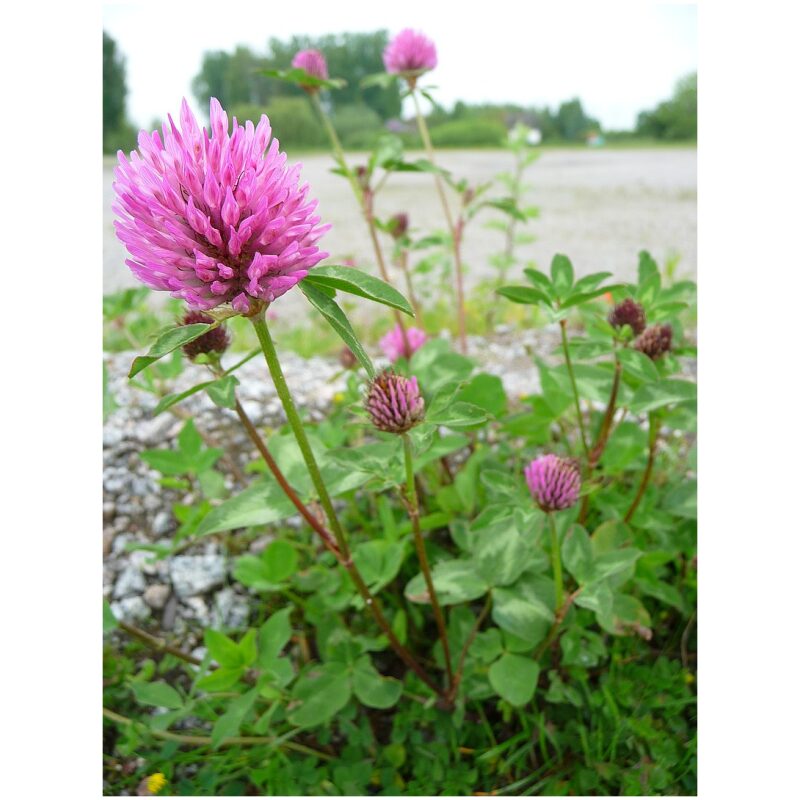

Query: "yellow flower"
<box><xmin>146</xmin><ymin>772</ymin><xmax>168</xmax><ymax>794</ymax></box>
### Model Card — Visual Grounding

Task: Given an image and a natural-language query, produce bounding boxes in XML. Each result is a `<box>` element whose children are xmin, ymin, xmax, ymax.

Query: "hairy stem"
<box><xmin>548</xmin><ymin>512</ymin><xmax>564</xmax><ymax>610</ymax></box>
<box><xmin>411</xmin><ymin>89</ymin><xmax>467</xmax><ymax>354</ymax></box>
<box><xmin>115</xmin><ymin>620</ymin><xmax>202</xmax><ymax>666</ymax></box>
<box><xmin>250</xmin><ymin>312</ymin><xmax>349</xmax><ymax>556</ymax></box>
<box><xmin>559</xmin><ymin>319</ymin><xmax>589</xmax><ymax>457</ymax></box>
<box><xmin>102</xmin><ymin>707</ymin><xmax>333</xmax><ymax>759</ymax></box>
<box><xmin>533</xmin><ymin>588</ymin><xmax>582</xmax><ymax>660</ymax></box>
<box><xmin>312</xmin><ymin>92</ymin><xmax>410</xmax><ymax>347</ymax></box>
<box><xmin>403</xmin><ymin>433</ymin><xmax>453</xmax><ymax>690</ymax></box>
<box><xmin>624</xmin><ymin>412</ymin><xmax>660</xmax><ymax>523</ymax></box>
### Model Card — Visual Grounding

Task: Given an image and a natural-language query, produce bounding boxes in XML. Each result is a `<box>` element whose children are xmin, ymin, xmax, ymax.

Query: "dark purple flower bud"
<box><xmin>388</xmin><ymin>212</ymin><xmax>409</xmax><ymax>240</ymax></box>
<box><xmin>181</xmin><ymin>310</ymin><xmax>230</xmax><ymax>360</ymax></box>
<box><xmin>365</xmin><ymin>370</ymin><xmax>425</xmax><ymax>434</ymax></box>
<box><xmin>339</xmin><ymin>346</ymin><xmax>357</xmax><ymax>370</ymax></box>
<box><xmin>634</xmin><ymin>324</ymin><xmax>673</xmax><ymax>360</ymax></box>
<box><xmin>608</xmin><ymin>298</ymin><xmax>646</xmax><ymax>335</ymax></box>
<box><xmin>524</xmin><ymin>455</ymin><xmax>581</xmax><ymax>512</ymax></box>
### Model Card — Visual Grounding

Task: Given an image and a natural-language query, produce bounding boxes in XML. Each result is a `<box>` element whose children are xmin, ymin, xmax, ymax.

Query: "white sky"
<box><xmin>103</xmin><ymin>0</ymin><xmax>697</xmax><ymax>131</ymax></box>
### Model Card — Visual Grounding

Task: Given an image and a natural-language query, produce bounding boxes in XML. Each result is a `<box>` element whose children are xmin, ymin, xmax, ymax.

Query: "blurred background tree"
<box><xmin>103</xmin><ymin>28</ymin><xmax>697</xmax><ymax>152</ymax></box>
<box><xmin>103</xmin><ymin>31</ymin><xmax>137</xmax><ymax>153</ymax></box>
<box><xmin>636</xmin><ymin>72</ymin><xmax>697</xmax><ymax>141</ymax></box>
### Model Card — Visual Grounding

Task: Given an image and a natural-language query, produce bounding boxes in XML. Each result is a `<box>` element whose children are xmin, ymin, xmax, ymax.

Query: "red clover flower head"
<box><xmin>113</xmin><ymin>98</ymin><xmax>330</xmax><ymax>316</ymax></box>
<box><xmin>291</xmin><ymin>49</ymin><xmax>329</xmax><ymax>87</ymax></box>
<box><xmin>383</xmin><ymin>29</ymin><xmax>437</xmax><ymax>77</ymax></box>
<box><xmin>608</xmin><ymin>298</ymin><xmax>646</xmax><ymax>335</ymax></box>
<box><xmin>380</xmin><ymin>324</ymin><xmax>427</xmax><ymax>362</ymax></box>
<box><xmin>365</xmin><ymin>370</ymin><xmax>425</xmax><ymax>434</ymax></box>
<box><xmin>525</xmin><ymin>455</ymin><xmax>582</xmax><ymax>512</ymax></box>
<box><xmin>180</xmin><ymin>310</ymin><xmax>230</xmax><ymax>360</ymax></box>
<box><xmin>634</xmin><ymin>324</ymin><xmax>673</xmax><ymax>360</ymax></box>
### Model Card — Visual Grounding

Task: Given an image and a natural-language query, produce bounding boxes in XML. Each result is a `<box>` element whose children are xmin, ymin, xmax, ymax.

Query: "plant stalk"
<box><xmin>403</xmin><ymin>433</ymin><xmax>453</xmax><ymax>690</ymax></box>
<box><xmin>624</xmin><ymin>412</ymin><xmax>660</xmax><ymax>523</ymax></box>
<box><xmin>559</xmin><ymin>319</ymin><xmax>589</xmax><ymax>457</ymax></box>
<box><xmin>411</xmin><ymin>89</ymin><xmax>468</xmax><ymax>354</ymax></box>
<box><xmin>548</xmin><ymin>512</ymin><xmax>564</xmax><ymax>610</ymax></box>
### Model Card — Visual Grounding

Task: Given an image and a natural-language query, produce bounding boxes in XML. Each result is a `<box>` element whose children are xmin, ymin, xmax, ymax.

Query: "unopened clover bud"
<box><xmin>525</xmin><ymin>454</ymin><xmax>581</xmax><ymax>512</ymax></box>
<box><xmin>365</xmin><ymin>370</ymin><xmax>425</xmax><ymax>434</ymax></box>
<box><xmin>339</xmin><ymin>346</ymin><xmax>357</xmax><ymax>370</ymax></box>
<box><xmin>291</xmin><ymin>49</ymin><xmax>328</xmax><ymax>91</ymax></box>
<box><xmin>608</xmin><ymin>298</ymin><xmax>646</xmax><ymax>335</ymax></box>
<box><xmin>634</xmin><ymin>324</ymin><xmax>673</xmax><ymax>360</ymax></box>
<box><xmin>388</xmin><ymin>212</ymin><xmax>409</xmax><ymax>240</ymax></box>
<box><xmin>181</xmin><ymin>310</ymin><xmax>230</xmax><ymax>360</ymax></box>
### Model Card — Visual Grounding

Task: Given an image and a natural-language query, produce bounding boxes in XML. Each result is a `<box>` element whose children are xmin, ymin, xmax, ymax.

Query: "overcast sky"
<box><xmin>103</xmin><ymin>1</ymin><xmax>697</xmax><ymax>131</ymax></box>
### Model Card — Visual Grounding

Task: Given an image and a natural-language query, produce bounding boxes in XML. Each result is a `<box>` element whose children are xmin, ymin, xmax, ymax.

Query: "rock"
<box><xmin>135</xmin><ymin>415</ymin><xmax>177</xmax><ymax>446</ymax></box>
<box><xmin>169</xmin><ymin>555</ymin><xmax>226</xmax><ymax>598</ymax></box>
<box><xmin>111</xmin><ymin>596</ymin><xmax>150</xmax><ymax>623</ymax></box>
<box><xmin>103</xmin><ymin>502</ymin><xmax>116</xmax><ymax>523</ymax></box>
<box><xmin>143</xmin><ymin>584</ymin><xmax>170</xmax><ymax>610</ymax></box>
<box><xmin>213</xmin><ymin>588</ymin><xmax>250</xmax><ymax>629</ymax></box>
<box><xmin>152</xmin><ymin>511</ymin><xmax>173</xmax><ymax>536</ymax></box>
<box><xmin>184</xmin><ymin>597</ymin><xmax>210</xmax><ymax>625</ymax></box>
<box><xmin>114</xmin><ymin>565</ymin><xmax>146</xmax><ymax>598</ymax></box>
<box><xmin>161</xmin><ymin>594</ymin><xmax>178</xmax><ymax>631</ymax></box>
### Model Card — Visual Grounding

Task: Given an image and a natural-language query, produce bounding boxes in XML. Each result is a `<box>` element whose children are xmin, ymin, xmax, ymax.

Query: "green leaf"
<box><xmin>629</xmin><ymin>379</ymin><xmax>696</xmax><ymax>414</ymax></box>
<box><xmin>195</xmin><ymin>477</ymin><xmax>296</xmax><ymax>537</ymax></box>
<box><xmin>571</xmin><ymin>271</ymin><xmax>613</xmax><ymax>293</ymax></box>
<box><xmin>454</xmin><ymin>373</ymin><xmax>508</xmax><ymax>418</ymax></box>
<box><xmin>131</xmin><ymin>681</ymin><xmax>183</xmax><ymax>709</ymax></box>
<box><xmin>491</xmin><ymin>585</ymin><xmax>554</xmax><ymax>644</ymax></box>
<box><xmin>352</xmin><ymin>540</ymin><xmax>406</xmax><ymax>594</ymax></box>
<box><xmin>428</xmin><ymin>401</ymin><xmax>488</xmax><ymax>428</ymax></box>
<box><xmin>288</xmin><ymin>663</ymin><xmax>352</xmax><ymax>727</ymax></box>
<box><xmin>523</xmin><ymin>267</ymin><xmax>554</xmax><ymax>295</ymax></box>
<box><xmin>497</xmin><ymin>285</ymin><xmax>552</xmax><ymax>307</ymax></box>
<box><xmin>352</xmin><ymin>656</ymin><xmax>403</xmax><ymax>709</ymax></box>
<box><xmin>404</xmin><ymin>559</ymin><xmax>489</xmax><ymax>605</ymax></box>
<box><xmin>561</xmin><ymin>525</ymin><xmax>593</xmax><ymax>585</ymax></box>
<box><xmin>258</xmin><ymin>608</ymin><xmax>293</xmax><ymax>663</ymax></box>
<box><xmin>204</xmin><ymin>629</ymin><xmax>244</xmax><ymax>669</ymax></box>
<box><xmin>488</xmin><ymin>653</ymin><xmax>540</xmax><ymax>707</ymax></box>
<box><xmin>178</xmin><ymin>419</ymin><xmax>203</xmax><ymax>458</ymax></box>
<box><xmin>153</xmin><ymin>380</ymin><xmax>216</xmax><ymax>415</ymax></box>
<box><xmin>206</xmin><ymin>375</ymin><xmax>239</xmax><ymax>409</ymax></box>
<box><xmin>196</xmin><ymin>666</ymin><xmax>245</xmax><ymax>692</ymax></box>
<box><xmin>262</xmin><ymin>540</ymin><xmax>299</xmax><ymax>583</ymax></box>
<box><xmin>300</xmin><ymin>282</ymin><xmax>375</xmax><ymax>378</ymax></box>
<box><xmin>211</xmin><ymin>689</ymin><xmax>258</xmax><ymax>749</ymax></box>
<box><xmin>129</xmin><ymin>324</ymin><xmax>213</xmax><ymax>378</ymax></box>
<box><xmin>103</xmin><ymin>600</ymin><xmax>117</xmax><ymax>634</ymax></box>
<box><xmin>550</xmin><ymin>253</ymin><xmax>575</xmax><ymax>295</ymax></box>
<box><xmin>593</xmin><ymin>549</ymin><xmax>642</xmax><ymax>582</ymax></box>
<box><xmin>574</xmin><ymin>581</ymin><xmax>614</xmax><ymax>618</ymax></box>
<box><xmin>560</xmin><ymin>285</ymin><xmax>624</xmax><ymax>309</ymax></box>
<box><xmin>473</xmin><ymin>524</ymin><xmax>535</xmax><ymax>588</ymax></box>
<box><xmin>304</xmin><ymin>265</ymin><xmax>413</xmax><ymax>316</ymax></box>
<box><xmin>140</xmin><ymin>449</ymin><xmax>192</xmax><ymax>476</ymax></box>
<box><xmin>261</xmin><ymin>67</ymin><xmax>346</xmax><ymax>90</ymax></box>
<box><xmin>618</xmin><ymin>348</ymin><xmax>661</xmax><ymax>383</ymax></box>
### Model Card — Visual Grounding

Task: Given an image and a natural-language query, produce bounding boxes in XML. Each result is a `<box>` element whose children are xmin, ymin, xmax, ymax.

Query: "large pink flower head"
<box><xmin>113</xmin><ymin>98</ymin><xmax>330</xmax><ymax>315</ymax></box>
<box><xmin>525</xmin><ymin>455</ymin><xmax>582</xmax><ymax>513</ymax></box>
<box><xmin>380</xmin><ymin>324</ymin><xmax>427</xmax><ymax>362</ymax></box>
<box><xmin>291</xmin><ymin>49</ymin><xmax>329</xmax><ymax>86</ymax></box>
<box><xmin>383</xmin><ymin>29</ymin><xmax>437</xmax><ymax>77</ymax></box>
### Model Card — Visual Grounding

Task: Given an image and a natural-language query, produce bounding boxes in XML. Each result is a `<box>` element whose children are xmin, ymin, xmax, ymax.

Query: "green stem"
<box><xmin>250</xmin><ymin>312</ymin><xmax>348</xmax><ymax>557</ymax></box>
<box><xmin>403</xmin><ymin>433</ymin><xmax>453</xmax><ymax>690</ymax></box>
<box><xmin>411</xmin><ymin>89</ymin><xmax>468</xmax><ymax>354</ymax></box>
<box><xmin>624</xmin><ymin>412</ymin><xmax>660</xmax><ymax>523</ymax></box>
<box><xmin>548</xmin><ymin>512</ymin><xmax>564</xmax><ymax>610</ymax></box>
<box><xmin>311</xmin><ymin>93</ymin><xmax>361</xmax><ymax>202</ymax></box>
<box><xmin>559</xmin><ymin>319</ymin><xmax>589</xmax><ymax>457</ymax></box>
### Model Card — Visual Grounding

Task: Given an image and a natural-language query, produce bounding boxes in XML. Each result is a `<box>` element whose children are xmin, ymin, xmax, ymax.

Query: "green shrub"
<box><xmin>428</xmin><ymin>118</ymin><xmax>507</xmax><ymax>147</ymax></box>
<box><xmin>332</xmin><ymin>103</ymin><xmax>384</xmax><ymax>149</ymax></box>
<box><xmin>231</xmin><ymin>99</ymin><xmax>327</xmax><ymax>151</ymax></box>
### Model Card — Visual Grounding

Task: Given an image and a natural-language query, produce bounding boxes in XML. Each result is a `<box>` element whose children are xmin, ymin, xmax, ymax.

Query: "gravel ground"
<box><xmin>102</xmin><ymin>326</ymin><xmax>566</xmax><ymax>642</ymax></box>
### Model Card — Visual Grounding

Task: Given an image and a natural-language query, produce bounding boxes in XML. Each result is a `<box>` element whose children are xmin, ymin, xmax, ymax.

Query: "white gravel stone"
<box><xmin>114</xmin><ymin>564</ymin><xmax>146</xmax><ymax>598</ymax></box>
<box><xmin>111</xmin><ymin>596</ymin><xmax>150</xmax><ymax>622</ymax></box>
<box><xmin>169</xmin><ymin>555</ymin><xmax>226</xmax><ymax>598</ymax></box>
<box><xmin>143</xmin><ymin>584</ymin><xmax>171</xmax><ymax>610</ymax></box>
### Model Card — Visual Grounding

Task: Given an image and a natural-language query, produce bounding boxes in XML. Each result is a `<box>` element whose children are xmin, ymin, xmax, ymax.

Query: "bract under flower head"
<box><xmin>181</xmin><ymin>310</ymin><xmax>230</xmax><ymax>360</ymax></box>
<box><xmin>380</xmin><ymin>324</ymin><xmax>427</xmax><ymax>362</ymax></box>
<box><xmin>383</xmin><ymin>29</ymin><xmax>437</xmax><ymax>76</ymax></box>
<box><xmin>291</xmin><ymin>49</ymin><xmax>329</xmax><ymax>86</ymax></box>
<box><xmin>365</xmin><ymin>370</ymin><xmax>425</xmax><ymax>434</ymax></box>
<box><xmin>113</xmin><ymin>98</ymin><xmax>330</xmax><ymax>315</ymax></box>
<box><xmin>525</xmin><ymin>454</ymin><xmax>581</xmax><ymax>512</ymax></box>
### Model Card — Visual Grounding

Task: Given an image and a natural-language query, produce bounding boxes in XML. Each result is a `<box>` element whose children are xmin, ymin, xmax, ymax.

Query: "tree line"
<box><xmin>103</xmin><ymin>30</ymin><xmax>696</xmax><ymax>153</ymax></box>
